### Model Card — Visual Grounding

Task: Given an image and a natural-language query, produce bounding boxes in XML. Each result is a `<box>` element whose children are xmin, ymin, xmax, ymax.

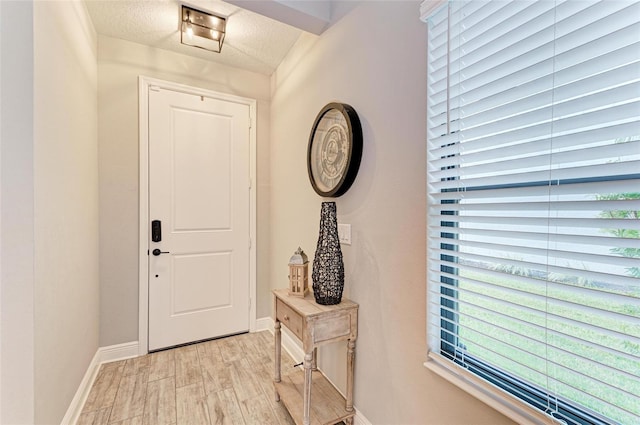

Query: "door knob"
<box><xmin>152</xmin><ymin>248</ymin><xmax>170</xmax><ymax>256</ymax></box>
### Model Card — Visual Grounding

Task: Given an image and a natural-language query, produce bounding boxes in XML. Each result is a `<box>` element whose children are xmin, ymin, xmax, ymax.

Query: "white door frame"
<box><xmin>138</xmin><ymin>76</ymin><xmax>257</xmax><ymax>355</ymax></box>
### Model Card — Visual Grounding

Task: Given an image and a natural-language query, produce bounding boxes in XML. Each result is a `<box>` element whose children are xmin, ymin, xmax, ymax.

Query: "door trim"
<box><xmin>138</xmin><ymin>76</ymin><xmax>257</xmax><ymax>355</ymax></box>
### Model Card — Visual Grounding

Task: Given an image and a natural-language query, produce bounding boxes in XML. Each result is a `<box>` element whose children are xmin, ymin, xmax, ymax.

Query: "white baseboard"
<box><xmin>61</xmin><ymin>341</ymin><xmax>139</xmax><ymax>425</ymax></box>
<box><xmin>255</xmin><ymin>316</ymin><xmax>274</xmax><ymax>332</ymax></box>
<box><xmin>255</xmin><ymin>317</ymin><xmax>371</xmax><ymax>425</ymax></box>
<box><xmin>98</xmin><ymin>341</ymin><xmax>139</xmax><ymax>364</ymax></box>
<box><xmin>60</xmin><ymin>350</ymin><xmax>101</xmax><ymax>425</ymax></box>
<box><xmin>353</xmin><ymin>407</ymin><xmax>373</xmax><ymax>425</ymax></box>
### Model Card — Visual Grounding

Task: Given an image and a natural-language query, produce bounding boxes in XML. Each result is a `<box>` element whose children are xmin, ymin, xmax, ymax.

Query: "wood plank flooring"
<box><xmin>78</xmin><ymin>331</ymin><xmax>298</xmax><ymax>425</ymax></box>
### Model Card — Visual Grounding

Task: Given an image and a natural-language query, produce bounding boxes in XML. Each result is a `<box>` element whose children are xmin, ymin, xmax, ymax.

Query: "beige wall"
<box><xmin>33</xmin><ymin>1</ymin><xmax>100</xmax><ymax>423</ymax></box>
<box><xmin>1</xmin><ymin>2</ymin><xmax>36</xmax><ymax>423</ymax></box>
<box><xmin>0</xmin><ymin>1</ymin><xmax>99</xmax><ymax>423</ymax></box>
<box><xmin>98</xmin><ymin>36</ymin><xmax>273</xmax><ymax>346</ymax></box>
<box><xmin>269</xmin><ymin>2</ymin><xmax>514</xmax><ymax>423</ymax></box>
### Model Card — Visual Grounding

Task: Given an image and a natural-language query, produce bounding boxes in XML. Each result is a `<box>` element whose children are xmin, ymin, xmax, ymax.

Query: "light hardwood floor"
<box><xmin>78</xmin><ymin>331</ymin><xmax>299</xmax><ymax>425</ymax></box>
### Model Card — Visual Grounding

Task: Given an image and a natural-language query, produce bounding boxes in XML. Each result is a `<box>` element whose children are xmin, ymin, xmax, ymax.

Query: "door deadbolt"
<box><xmin>151</xmin><ymin>220</ymin><xmax>162</xmax><ymax>242</ymax></box>
<box><xmin>152</xmin><ymin>248</ymin><xmax>170</xmax><ymax>256</ymax></box>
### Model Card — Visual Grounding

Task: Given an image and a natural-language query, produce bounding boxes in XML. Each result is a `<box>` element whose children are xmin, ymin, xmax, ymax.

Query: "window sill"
<box><xmin>424</xmin><ymin>352</ymin><xmax>563</xmax><ymax>425</ymax></box>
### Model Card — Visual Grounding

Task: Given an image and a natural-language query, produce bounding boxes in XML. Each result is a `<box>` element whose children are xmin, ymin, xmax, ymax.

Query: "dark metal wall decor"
<box><xmin>312</xmin><ymin>202</ymin><xmax>345</xmax><ymax>305</ymax></box>
<box><xmin>307</xmin><ymin>103</ymin><xmax>363</xmax><ymax>197</ymax></box>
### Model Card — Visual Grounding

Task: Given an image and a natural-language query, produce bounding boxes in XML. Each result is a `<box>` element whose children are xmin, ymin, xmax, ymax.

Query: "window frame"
<box><xmin>422</xmin><ymin>1</ymin><xmax>640</xmax><ymax>424</ymax></box>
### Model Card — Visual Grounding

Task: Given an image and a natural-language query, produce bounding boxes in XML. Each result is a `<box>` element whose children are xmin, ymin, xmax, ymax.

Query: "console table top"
<box><xmin>272</xmin><ymin>288</ymin><xmax>358</xmax><ymax>318</ymax></box>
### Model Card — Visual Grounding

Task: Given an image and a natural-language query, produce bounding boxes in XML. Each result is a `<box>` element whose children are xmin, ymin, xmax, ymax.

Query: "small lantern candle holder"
<box><xmin>288</xmin><ymin>247</ymin><xmax>309</xmax><ymax>297</ymax></box>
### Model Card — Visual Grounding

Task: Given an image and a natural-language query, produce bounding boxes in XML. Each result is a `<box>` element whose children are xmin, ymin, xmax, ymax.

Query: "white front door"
<box><xmin>148</xmin><ymin>87</ymin><xmax>250</xmax><ymax>351</ymax></box>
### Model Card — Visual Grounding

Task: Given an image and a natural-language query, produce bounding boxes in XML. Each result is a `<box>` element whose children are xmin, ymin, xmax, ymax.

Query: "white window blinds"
<box><xmin>425</xmin><ymin>1</ymin><xmax>640</xmax><ymax>424</ymax></box>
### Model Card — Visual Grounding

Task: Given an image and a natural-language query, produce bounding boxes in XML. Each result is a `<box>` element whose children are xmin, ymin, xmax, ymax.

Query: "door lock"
<box><xmin>152</xmin><ymin>248</ymin><xmax>170</xmax><ymax>256</ymax></box>
<box><xmin>151</xmin><ymin>220</ymin><xmax>162</xmax><ymax>242</ymax></box>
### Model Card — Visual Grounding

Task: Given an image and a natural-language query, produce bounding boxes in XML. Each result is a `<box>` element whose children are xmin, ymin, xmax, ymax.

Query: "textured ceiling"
<box><xmin>85</xmin><ymin>0</ymin><xmax>303</xmax><ymax>75</ymax></box>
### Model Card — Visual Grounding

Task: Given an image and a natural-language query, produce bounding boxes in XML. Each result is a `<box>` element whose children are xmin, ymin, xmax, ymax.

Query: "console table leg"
<box><xmin>312</xmin><ymin>347</ymin><xmax>318</xmax><ymax>371</ymax></box>
<box><xmin>346</xmin><ymin>339</ymin><xmax>356</xmax><ymax>422</ymax></box>
<box><xmin>303</xmin><ymin>352</ymin><xmax>313</xmax><ymax>425</ymax></box>
<box><xmin>274</xmin><ymin>320</ymin><xmax>282</xmax><ymax>402</ymax></box>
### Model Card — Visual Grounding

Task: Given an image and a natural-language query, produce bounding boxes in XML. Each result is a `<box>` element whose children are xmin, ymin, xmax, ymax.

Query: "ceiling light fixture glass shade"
<box><xmin>180</xmin><ymin>5</ymin><xmax>226</xmax><ymax>53</ymax></box>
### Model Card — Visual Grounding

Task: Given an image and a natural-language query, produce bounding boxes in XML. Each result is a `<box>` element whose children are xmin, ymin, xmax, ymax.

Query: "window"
<box><xmin>424</xmin><ymin>1</ymin><xmax>639</xmax><ymax>424</ymax></box>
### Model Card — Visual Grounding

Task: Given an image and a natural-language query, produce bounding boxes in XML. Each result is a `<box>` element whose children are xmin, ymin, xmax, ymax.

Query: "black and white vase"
<box><xmin>312</xmin><ymin>202</ymin><xmax>344</xmax><ymax>305</ymax></box>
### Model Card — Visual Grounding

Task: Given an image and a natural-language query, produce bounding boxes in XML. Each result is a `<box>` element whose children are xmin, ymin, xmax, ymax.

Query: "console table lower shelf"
<box><xmin>275</xmin><ymin>369</ymin><xmax>355</xmax><ymax>425</ymax></box>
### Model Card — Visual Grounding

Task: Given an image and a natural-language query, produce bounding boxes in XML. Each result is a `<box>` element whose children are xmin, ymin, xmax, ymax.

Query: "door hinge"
<box><xmin>249</xmin><ymin>238</ymin><xmax>252</xmax><ymax>249</ymax></box>
<box><xmin>249</xmin><ymin>178</ymin><xmax>252</xmax><ymax>189</ymax></box>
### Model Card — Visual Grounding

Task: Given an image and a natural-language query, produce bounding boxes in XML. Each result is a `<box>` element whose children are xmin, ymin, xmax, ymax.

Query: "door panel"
<box><xmin>172</xmin><ymin>252</ymin><xmax>231</xmax><ymax>314</ymax></box>
<box><xmin>172</xmin><ymin>108</ymin><xmax>231</xmax><ymax>231</ymax></box>
<box><xmin>148</xmin><ymin>88</ymin><xmax>250</xmax><ymax>351</ymax></box>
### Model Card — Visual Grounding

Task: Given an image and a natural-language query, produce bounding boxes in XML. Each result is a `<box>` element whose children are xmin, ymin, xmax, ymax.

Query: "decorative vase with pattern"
<box><xmin>312</xmin><ymin>202</ymin><xmax>344</xmax><ymax>305</ymax></box>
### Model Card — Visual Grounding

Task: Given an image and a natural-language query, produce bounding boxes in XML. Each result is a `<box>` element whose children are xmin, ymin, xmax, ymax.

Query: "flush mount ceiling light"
<box><xmin>181</xmin><ymin>5</ymin><xmax>226</xmax><ymax>53</ymax></box>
